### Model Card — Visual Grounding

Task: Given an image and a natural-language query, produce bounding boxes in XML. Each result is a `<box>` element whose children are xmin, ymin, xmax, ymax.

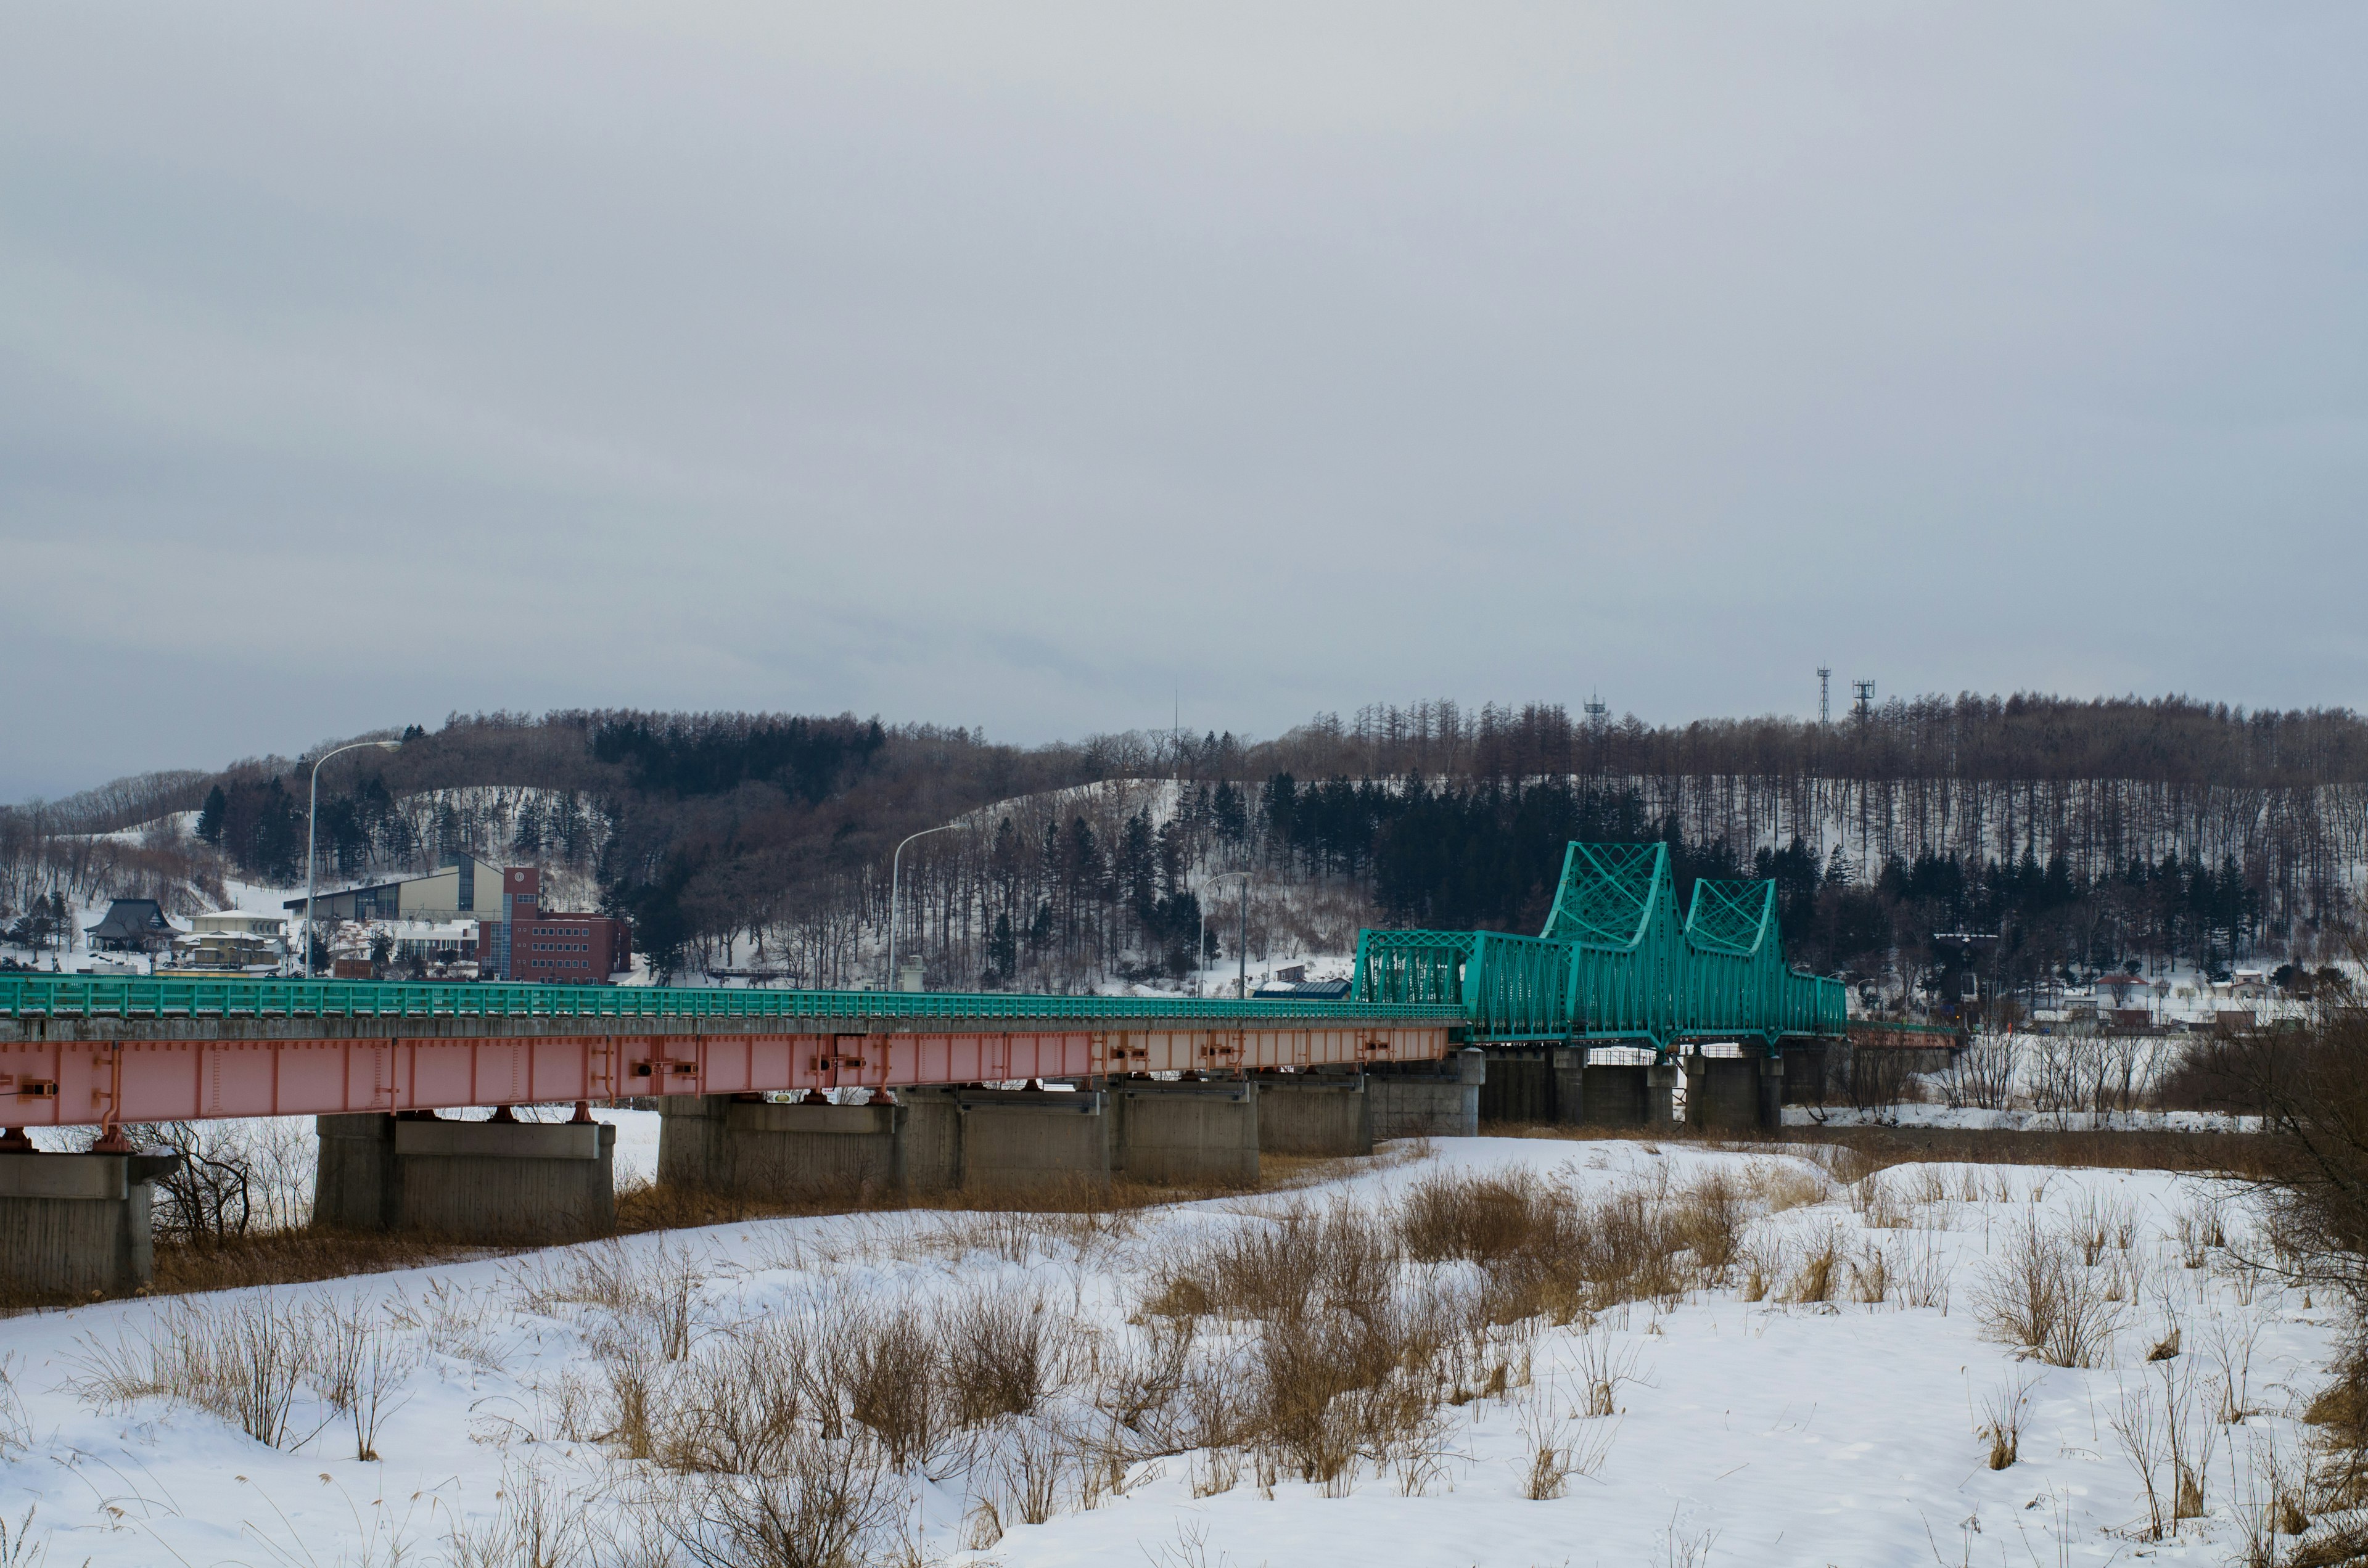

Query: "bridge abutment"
<box><xmin>314</xmin><ymin>1113</ymin><xmax>615</xmax><ymax>1242</ymax></box>
<box><xmin>0</xmin><ymin>1146</ymin><xmax>178</xmax><ymax>1300</ymax></box>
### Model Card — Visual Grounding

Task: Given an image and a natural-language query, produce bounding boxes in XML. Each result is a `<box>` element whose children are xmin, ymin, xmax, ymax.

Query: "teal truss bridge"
<box><xmin>1351</xmin><ymin>841</ymin><xmax>1848</xmax><ymax>1052</ymax></box>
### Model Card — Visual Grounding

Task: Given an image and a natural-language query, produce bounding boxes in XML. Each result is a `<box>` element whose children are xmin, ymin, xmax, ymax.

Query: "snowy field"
<box><xmin>0</xmin><ymin>1136</ymin><xmax>2341</xmax><ymax>1567</ymax></box>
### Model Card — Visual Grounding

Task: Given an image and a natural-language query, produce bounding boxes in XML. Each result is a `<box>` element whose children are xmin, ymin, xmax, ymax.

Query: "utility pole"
<box><xmin>304</xmin><ymin>739</ymin><xmax>400</xmax><ymax>978</ymax></box>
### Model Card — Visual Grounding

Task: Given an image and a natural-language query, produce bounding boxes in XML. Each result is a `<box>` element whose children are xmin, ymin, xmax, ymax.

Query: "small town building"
<box><xmin>282</xmin><ymin>853</ymin><xmax>507</xmax><ymax>924</ymax></box>
<box><xmin>169</xmin><ymin>931</ymin><xmax>281</xmax><ymax>973</ymax></box>
<box><xmin>192</xmin><ymin>910</ymin><xmax>288</xmax><ymax>939</ymax></box>
<box><xmin>83</xmin><ymin>899</ymin><xmax>176</xmax><ymax>953</ymax></box>
<box><xmin>474</xmin><ymin>868</ymin><xmax>630</xmax><ymax>981</ymax></box>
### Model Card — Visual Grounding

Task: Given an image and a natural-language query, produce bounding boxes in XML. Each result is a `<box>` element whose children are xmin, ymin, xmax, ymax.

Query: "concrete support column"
<box><xmin>1552</xmin><ymin>1048</ymin><xmax>1589</xmax><ymax>1125</ymax></box>
<box><xmin>1645</xmin><ymin>1062</ymin><xmax>1680</xmax><ymax>1125</ymax></box>
<box><xmin>1688</xmin><ymin>1054</ymin><xmax>1763</xmax><ymax>1133</ymax></box>
<box><xmin>315</xmin><ymin>1114</ymin><xmax>615</xmax><ymax>1242</ymax></box>
<box><xmin>657</xmin><ymin>1095</ymin><xmax>903</xmax><ymax>1196</ymax></box>
<box><xmin>1369</xmin><ymin>1048</ymin><xmax>1484</xmax><ymax>1140</ymax></box>
<box><xmin>1759</xmin><ymin>1050</ymin><xmax>1785</xmax><ymax>1130</ymax></box>
<box><xmin>953</xmin><ymin>1088</ymin><xmax>1109</xmax><ymax>1189</ymax></box>
<box><xmin>1112</xmin><ymin>1080</ymin><xmax>1257</xmax><ymax>1186</ymax></box>
<box><xmin>0</xmin><ymin>1147</ymin><xmax>179</xmax><ymax>1300</ymax></box>
<box><xmin>1579</xmin><ymin>1064</ymin><xmax>1649</xmax><ymax>1126</ymax></box>
<box><xmin>1256</xmin><ymin>1074</ymin><xmax>1373</xmax><ymax>1156</ymax></box>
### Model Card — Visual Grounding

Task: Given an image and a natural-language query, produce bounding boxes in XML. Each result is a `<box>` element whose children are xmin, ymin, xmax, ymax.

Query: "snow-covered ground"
<box><xmin>0</xmin><ymin>1137</ymin><xmax>2340</xmax><ymax>1567</ymax></box>
<box><xmin>1785</xmin><ymin>1106</ymin><xmax>2264</xmax><ymax>1134</ymax></box>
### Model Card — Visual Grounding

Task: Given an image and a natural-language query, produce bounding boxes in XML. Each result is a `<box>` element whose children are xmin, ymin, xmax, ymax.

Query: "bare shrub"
<box><xmin>1243</xmin><ymin>1297</ymin><xmax>1437</xmax><ymax>1487</ymax></box>
<box><xmin>1894</xmin><ymin>1233</ymin><xmax>1952</xmax><ymax>1313</ymax></box>
<box><xmin>1849</xmin><ymin>1172</ymin><xmax>1909</xmax><ymax>1230</ymax></box>
<box><xmin>660</xmin><ymin>1319</ymin><xmax>810</xmax><ymax>1476</ymax></box>
<box><xmin>1573</xmin><ymin>1329</ymin><xmax>1646</xmax><ymax>1418</ymax></box>
<box><xmin>1979</xmin><ymin>1376</ymin><xmax>2033</xmax><ymax>1469</ymax></box>
<box><xmin>1399</xmin><ymin>1170</ymin><xmax>1558</xmax><ymax>1265</ymax></box>
<box><xmin>1851</xmin><ymin>1239</ymin><xmax>1892</xmax><ymax>1307</ymax></box>
<box><xmin>944</xmin><ymin>1286</ymin><xmax>1059</xmax><ymax>1427</ymax></box>
<box><xmin>1518</xmin><ymin>1378</ymin><xmax>1611</xmax><ymax>1500</ymax></box>
<box><xmin>448</xmin><ymin>1463</ymin><xmax>597</xmax><ymax>1568</ymax></box>
<box><xmin>70</xmin><ymin>1294</ymin><xmax>331</xmax><ymax>1449</ymax></box>
<box><xmin>2113</xmin><ymin>1375</ymin><xmax>2171</xmax><ymax>1540</ymax></box>
<box><xmin>0</xmin><ymin>1355</ymin><xmax>32</xmax><ymax>1460</ymax></box>
<box><xmin>315</xmin><ymin>1295</ymin><xmax>420</xmax><ymax>1461</ymax></box>
<box><xmin>2070</xmin><ymin>1192</ymin><xmax>2134</xmax><ymax>1267</ymax></box>
<box><xmin>645</xmin><ymin>1427</ymin><xmax>907</xmax><ymax>1568</ymax></box>
<box><xmin>842</xmin><ymin>1298</ymin><xmax>945</xmax><ymax>1471</ymax></box>
<box><xmin>1669</xmin><ymin>1171</ymin><xmax>1746</xmax><ymax>1276</ymax></box>
<box><xmin>1743</xmin><ymin>1160</ymin><xmax>1832</xmax><ymax>1214</ymax></box>
<box><xmin>1096</xmin><ymin>1315</ymin><xmax>1196</xmax><ymax>1446</ymax></box>
<box><xmin>1159</xmin><ymin>1200</ymin><xmax>1398</xmax><ymax>1325</ymax></box>
<box><xmin>1790</xmin><ymin>1231</ymin><xmax>1843</xmax><ymax>1304</ymax></box>
<box><xmin>1973</xmin><ymin>1220</ymin><xmax>2123</xmax><ymax>1368</ymax></box>
<box><xmin>1737</xmin><ymin>1234</ymin><xmax>1786</xmax><ymax>1303</ymax></box>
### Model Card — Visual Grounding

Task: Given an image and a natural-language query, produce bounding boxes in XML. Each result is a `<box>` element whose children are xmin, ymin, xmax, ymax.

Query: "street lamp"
<box><xmin>886</xmin><ymin>821</ymin><xmax>961</xmax><ymax>991</ymax></box>
<box><xmin>305</xmin><ymin>740</ymin><xmax>401</xmax><ymax>978</ymax></box>
<box><xmin>1197</xmin><ymin>872</ymin><xmax>1255</xmax><ymax>999</ymax></box>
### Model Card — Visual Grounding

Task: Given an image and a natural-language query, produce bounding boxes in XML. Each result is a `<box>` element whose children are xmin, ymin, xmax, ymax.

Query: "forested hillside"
<box><xmin>6</xmin><ymin>694</ymin><xmax>2364</xmax><ymax>999</ymax></box>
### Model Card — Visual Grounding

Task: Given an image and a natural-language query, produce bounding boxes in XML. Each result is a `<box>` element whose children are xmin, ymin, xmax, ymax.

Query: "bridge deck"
<box><xmin>0</xmin><ymin>977</ymin><xmax>1466</xmax><ymax>1130</ymax></box>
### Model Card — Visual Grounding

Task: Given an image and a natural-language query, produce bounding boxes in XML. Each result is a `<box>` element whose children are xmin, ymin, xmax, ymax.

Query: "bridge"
<box><xmin>1354</xmin><ymin>841</ymin><xmax>1848</xmax><ymax>1046</ymax></box>
<box><xmin>0</xmin><ymin>840</ymin><xmax>1865</xmax><ymax>1300</ymax></box>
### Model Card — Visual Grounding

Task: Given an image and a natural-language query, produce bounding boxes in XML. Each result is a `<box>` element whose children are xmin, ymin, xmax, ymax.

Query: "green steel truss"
<box><xmin>1352</xmin><ymin>842</ymin><xmax>1848</xmax><ymax>1051</ymax></box>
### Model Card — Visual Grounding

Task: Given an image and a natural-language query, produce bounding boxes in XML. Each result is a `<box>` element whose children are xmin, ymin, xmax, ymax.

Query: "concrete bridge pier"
<box><xmin>314</xmin><ymin>1111</ymin><xmax>616</xmax><ymax>1241</ymax></box>
<box><xmin>1576</xmin><ymin>1064</ymin><xmax>1650</xmax><ymax>1125</ymax></box>
<box><xmin>661</xmin><ymin>1082</ymin><xmax>1264</xmax><ymax>1196</ymax></box>
<box><xmin>1254</xmin><ymin>1072</ymin><xmax>1373</xmax><ymax>1156</ymax></box>
<box><xmin>1112</xmin><ymin>1080</ymin><xmax>1258</xmax><ymax>1186</ymax></box>
<box><xmin>656</xmin><ymin>1095</ymin><xmax>905</xmax><ymax>1196</ymax></box>
<box><xmin>1679</xmin><ymin>1050</ymin><xmax>1786</xmax><ymax>1133</ymax></box>
<box><xmin>1647</xmin><ymin>1061</ymin><xmax>1682</xmax><ymax>1125</ymax></box>
<box><xmin>1368</xmin><ymin>1047</ymin><xmax>1486</xmax><ymax>1139</ymax></box>
<box><xmin>0</xmin><ymin>1141</ymin><xmax>179</xmax><ymax>1299</ymax></box>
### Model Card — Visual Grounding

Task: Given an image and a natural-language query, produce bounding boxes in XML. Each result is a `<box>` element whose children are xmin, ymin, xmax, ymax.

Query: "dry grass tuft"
<box><xmin>1974</xmin><ymin>1218</ymin><xmax>2123</xmax><ymax>1368</ymax></box>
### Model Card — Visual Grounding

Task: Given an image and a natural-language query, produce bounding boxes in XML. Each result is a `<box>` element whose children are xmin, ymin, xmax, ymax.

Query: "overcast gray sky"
<box><xmin>4</xmin><ymin>2</ymin><xmax>2363</xmax><ymax>799</ymax></box>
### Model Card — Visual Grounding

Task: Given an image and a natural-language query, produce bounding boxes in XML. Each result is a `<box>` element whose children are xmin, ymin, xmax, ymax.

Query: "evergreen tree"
<box><xmin>195</xmin><ymin>785</ymin><xmax>226</xmax><ymax>847</ymax></box>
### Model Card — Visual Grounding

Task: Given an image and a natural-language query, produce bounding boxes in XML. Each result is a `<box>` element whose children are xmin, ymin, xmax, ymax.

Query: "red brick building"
<box><xmin>475</xmin><ymin>867</ymin><xmax>632</xmax><ymax>982</ymax></box>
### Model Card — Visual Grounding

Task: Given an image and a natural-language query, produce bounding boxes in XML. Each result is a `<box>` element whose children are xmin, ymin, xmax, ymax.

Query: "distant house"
<box><xmin>1255</xmin><ymin>979</ymin><xmax>1352</xmax><ymax>999</ymax></box>
<box><xmin>84</xmin><ymin>899</ymin><xmax>175</xmax><ymax>952</ymax></box>
<box><xmin>192</xmin><ymin>910</ymin><xmax>287</xmax><ymax>940</ymax></box>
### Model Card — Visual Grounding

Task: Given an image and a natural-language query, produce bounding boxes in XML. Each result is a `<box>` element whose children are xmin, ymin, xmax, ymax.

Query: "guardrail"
<box><xmin>0</xmin><ymin>975</ymin><xmax>1470</xmax><ymax>1026</ymax></box>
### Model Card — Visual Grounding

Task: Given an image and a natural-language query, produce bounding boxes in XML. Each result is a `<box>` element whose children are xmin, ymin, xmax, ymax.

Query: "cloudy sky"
<box><xmin>4</xmin><ymin>2</ymin><xmax>2362</xmax><ymax>798</ymax></box>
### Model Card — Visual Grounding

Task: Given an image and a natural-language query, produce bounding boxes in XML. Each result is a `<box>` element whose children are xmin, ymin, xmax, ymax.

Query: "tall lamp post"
<box><xmin>305</xmin><ymin>740</ymin><xmax>400</xmax><ymax>978</ymax></box>
<box><xmin>887</xmin><ymin>821</ymin><xmax>960</xmax><ymax>991</ymax></box>
<box><xmin>1196</xmin><ymin>872</ymin><xmax>1255</xmax><ymax>999</ymax></box>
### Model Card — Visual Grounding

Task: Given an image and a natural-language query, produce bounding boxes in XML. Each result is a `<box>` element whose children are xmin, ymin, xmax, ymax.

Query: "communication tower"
<box><xmin>1852</xmin><ymin>679</ymin><xmax>1876</xmax><ymax>722</ymax></box>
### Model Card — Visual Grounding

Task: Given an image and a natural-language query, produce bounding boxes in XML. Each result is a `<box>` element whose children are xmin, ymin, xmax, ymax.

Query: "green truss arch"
<box><xmin>1351</xmin><ymin>841</ymin><xmax>1848</xmax><ymax>1051</ymax></box>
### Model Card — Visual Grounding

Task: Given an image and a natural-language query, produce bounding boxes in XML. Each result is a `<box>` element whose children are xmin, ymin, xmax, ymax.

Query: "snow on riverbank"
<box><xmin>1783</xmin><ymin>1105</ymin><xmax>2264</xmax><ymax>1134</ymax></box>
<box><xmin>0</xmin><ymin>1137</ymin><xmax>2338</xmax><ymax>1566</ymax></box>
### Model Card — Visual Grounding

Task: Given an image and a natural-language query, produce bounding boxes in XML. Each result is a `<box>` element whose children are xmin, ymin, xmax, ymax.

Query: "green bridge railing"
<box><xmin>0</xmin><ymin>975</ymin><xmax>1469</xmax><ymax>1027</ymax></box>
<box><xmin>1352</xmin><ymin>841</ymin><xmax>1849</xmax><ymax>1050</ymax></box>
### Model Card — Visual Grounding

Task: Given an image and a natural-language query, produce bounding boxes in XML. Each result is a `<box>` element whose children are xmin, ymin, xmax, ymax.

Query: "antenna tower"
<box><xmin>1816</xmin><ymin>667</ymin><xmax>1830</xmax><ymax>728</ymax></box>
<box><xmin>1852</xmin><ymin>679</ymin><xmax>1876</xmax><ymax>722</ymax></box>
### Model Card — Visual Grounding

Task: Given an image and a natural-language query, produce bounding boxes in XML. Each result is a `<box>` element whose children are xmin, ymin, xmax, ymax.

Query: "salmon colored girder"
<box><xmin>0</xmin><ymin>1024</ymin><xmax>1454</xmax><ymax>1129</ymax></box>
